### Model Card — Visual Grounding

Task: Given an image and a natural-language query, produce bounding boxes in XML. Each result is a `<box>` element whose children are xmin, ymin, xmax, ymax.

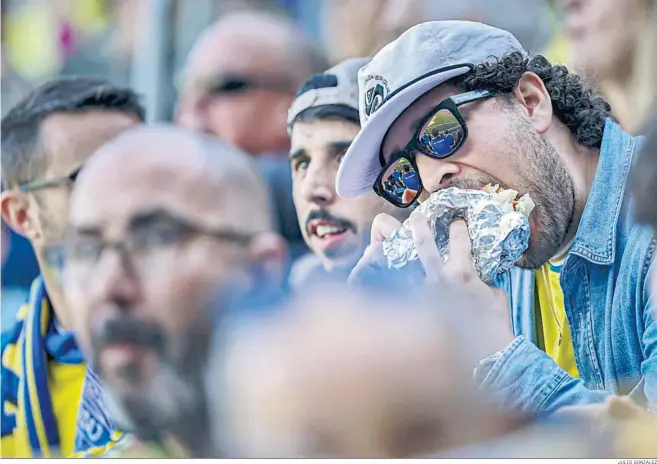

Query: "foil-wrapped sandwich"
<box><xmin>382</xmin><ymin>185</ymin><xmax>535</xmax><ymax>284</ymax></box>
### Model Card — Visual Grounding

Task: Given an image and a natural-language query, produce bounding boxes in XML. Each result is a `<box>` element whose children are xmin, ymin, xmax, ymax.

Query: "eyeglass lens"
<box><xmin>417</xmin><ymin>108</ymin><xmax>464</xmax><ymax>158</ymax></box>
<box><xmin>379</xmin><ymin>157</ymin><xmax>421</xmax><ymax>207</ymax></box>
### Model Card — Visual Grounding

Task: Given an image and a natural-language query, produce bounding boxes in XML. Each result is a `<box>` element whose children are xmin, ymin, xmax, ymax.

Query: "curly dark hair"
<box><xmin>452</xmin><ymin>52</ymin><xmax>614</xmax><ymax>149</ymax></box>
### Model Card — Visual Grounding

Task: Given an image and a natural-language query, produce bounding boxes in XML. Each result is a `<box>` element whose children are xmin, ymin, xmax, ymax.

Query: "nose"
<box><xmin>415</xmin><ymin>153</ymin><xmax>460</xmax><ymax>196</ymax></box>
<box><xmin>301</xmin><ymin>162</ymin><xmax>337</xmax><ymax>208</ymax></box>
<box><xmin>88</xmin><ymin>248</ymin><xmax>141</xmax><ymax>312</ymax></box>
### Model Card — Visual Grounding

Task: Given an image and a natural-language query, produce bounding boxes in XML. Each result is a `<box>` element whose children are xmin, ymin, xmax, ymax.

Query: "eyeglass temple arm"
<box><xmin>18</xmin><ymin>179</ymin><xmax>61</xmax><ymax>193</ymax></box>
<box><xmin>450</xmin><ymin>89</ymin><xmax>493</xmax><ymax>106</ymax></box>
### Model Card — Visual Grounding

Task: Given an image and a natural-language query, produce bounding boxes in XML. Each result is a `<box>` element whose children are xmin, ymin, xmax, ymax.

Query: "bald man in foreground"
<box><xmin>176</xmin><ymin>10</ymin><xmax>329</xmax><ymax>259</ymax></box>
<box><xmin>210</xmin><ymin>284</ymin><xmax>532</xmax><ymax>458</ymax></box>
<box><xmin>209</xmin><ymin>284</ymin><xmax>630</xmax><ymax>458</ymax></box>
<box><xmin>60</xmin><ymin>125</ymin><xmax>286</xmax><ymax>457</ymax></box>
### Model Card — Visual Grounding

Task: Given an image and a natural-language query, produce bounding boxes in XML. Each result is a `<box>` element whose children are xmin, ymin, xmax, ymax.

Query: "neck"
<box><xmin>565</xmin><ymin>148</ymin><xmax>599</xmax><ymax>247</ymax></box>
<box><xmin>550</xmin><ymin>124</ymin><xmax>601</xmax><ymax>249</ymax></box>
<box><xmin>34</xmin><ymin>253</ymin><xmax>71</xmax><ymax>330</ymax></box>
<box><xmin>599</xmin><ymin>79</ymin><xmax>635</xmax><ymax>132</ymax></box>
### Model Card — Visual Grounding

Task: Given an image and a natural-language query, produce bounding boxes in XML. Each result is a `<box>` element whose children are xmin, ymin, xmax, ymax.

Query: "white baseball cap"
<box><xmin>335</xmin><ymin>21</ymin><xmax>526</xmax><ymax>198</ymax></box>
<box><xmin>287</xmin><ymin>57</ymin><xmax>371</xmax><ymax>130</ymax></box>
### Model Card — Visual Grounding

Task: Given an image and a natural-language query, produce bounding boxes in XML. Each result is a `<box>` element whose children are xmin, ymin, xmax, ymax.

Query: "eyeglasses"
<box><xmin>18</xmin><ymin>167</ymin><xmax>82</xmax><ymax>193</ymax></box>
<box><xmin>373</xmin><ymin>89</ymin><xmax>494</xmax><ymax>208</ymax></box>
<box><xmin>45</xmin><ymin>211</ymin><xmax>253</xmax><ymax>282</ymax></box>
<box><xmin>204</xmin><ymin>75</ymin><xmax>293</xmax><ymax>96</ymax></box>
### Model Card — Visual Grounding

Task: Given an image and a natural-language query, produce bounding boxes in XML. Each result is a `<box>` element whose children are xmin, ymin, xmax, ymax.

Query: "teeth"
<box><xmin>315</xmin><ymin>224</ymin><xmax>346</xmax><ymax>238</ymax></box>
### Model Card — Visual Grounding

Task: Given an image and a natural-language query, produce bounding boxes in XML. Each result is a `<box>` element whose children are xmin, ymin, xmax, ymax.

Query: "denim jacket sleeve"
<box><xmin>641</xmin><ymin>264</ymin><xmax>657</xmax><ymax>412</ymax></box>
<box><xmin>478</xmin><ymin>336</ymin><xmax>611</xmax><ymax>413</ymax></box>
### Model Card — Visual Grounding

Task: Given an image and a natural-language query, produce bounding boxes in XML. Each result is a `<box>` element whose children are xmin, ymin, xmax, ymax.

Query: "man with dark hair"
<box><xmin>286</xmin><ymin>58</ymin><xmax>406</xmax><ymax>285</ymax></box>
<box><xmin>340</xmin><ymin>21</ymin><xmax>656</xmax><ymax>411</ymax></box>
<box><xmin>0</xmin><ymin>76</ymin><xmax>145</xmax><ymax>457</ymax></box>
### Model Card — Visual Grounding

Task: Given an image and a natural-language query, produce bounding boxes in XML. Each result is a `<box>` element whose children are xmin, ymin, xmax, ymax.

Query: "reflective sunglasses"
<box><xmin>18</xmin><ymin>166</ymin><xmax>82</xmax><ymax>193</ymax></box>
<box><xmin>205</xmin><ymin>75</ymin><xmax>293</xmax><ymax>96</ymax></box>
<box><xmin>373</xmin><ymin>89</ymin><xmax>494</xmax><ymax>208</ymax></box>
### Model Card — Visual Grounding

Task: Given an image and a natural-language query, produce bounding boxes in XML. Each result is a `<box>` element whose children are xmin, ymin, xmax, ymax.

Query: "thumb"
<box><xmin>370</xmin><ymin>213</ymin><xmax>403</xmax><ymax>243</ymax></box>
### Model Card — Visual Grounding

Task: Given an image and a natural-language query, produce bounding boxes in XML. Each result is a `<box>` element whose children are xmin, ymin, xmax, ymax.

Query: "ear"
<box><xmin>0</xmin><ymin>190</ymin><xmax>40</xmax><ymax>241</ymax></box>
<box><xmin>247</xmin><ymin>232</ymin><xmax>289</xmax><ymax>288</ymax></box>
<box><xmin>513</xmin><ymin>72</ymin><xmax>553</xmax><ymax>135</ymax></box>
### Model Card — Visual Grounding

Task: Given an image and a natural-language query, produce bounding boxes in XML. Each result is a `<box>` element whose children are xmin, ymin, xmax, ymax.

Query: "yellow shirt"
<box><xmin>50</xmin><ymin>363</ymin><xmax>86</xmax><ymax>457</ymax></box>
<box><xmin>535</xmin><ymin>257</ymin><xmax>579</xmax><ymax>378</ymax></box>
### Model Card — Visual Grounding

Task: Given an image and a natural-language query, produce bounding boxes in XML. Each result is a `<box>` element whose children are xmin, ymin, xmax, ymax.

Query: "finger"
<box><xmin>348</xmin><ymin>242</ymin><xmax>387</xmax><ymax>286</ymax></box>
<box><xmin>447</xmin><ymin>220</ymin><xmax>477</xmax><ymax>280</ymax></box>
<box><xmin>370</xmin><ymin>213</ymin><xmax>403</xmax><ymax>243</ymax></box>
<box><xmin>409</xmin><ymin>212</ymin><xmax>445</xmax><ymax>282</ymax></box>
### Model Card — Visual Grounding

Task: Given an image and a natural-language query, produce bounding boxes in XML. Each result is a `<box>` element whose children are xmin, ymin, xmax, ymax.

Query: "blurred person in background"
<box><xmin>560</xmin><ymin>0</ymin><xmax>657</xmax><ymax>132</ymax></box>
<box><xmin>0</xmin><ymin>76</ymin><xmax>144</xmax><ymax>457</ymax></box>
<box><xmin>324</xmin><ymin>0</ymin><xmax>552</xmax><ymax>64</ymax></box>
<box><xmin>338</xmin><ymin>21</ymin><xmax>656</xmax><ymax>412</ymax></box>
<box><xmin>207</xmin><ymin>282</ymin><xmax>609</xmax><ymax>458</ymax></box>
<box><xmin>632</xmin><ymin>115</ymin><xmax>657</xmax><ymax>294</ymax></box>
<box><xmin>176</xmin><ymin>10</ymin><xmax>330</xmax><ymax>260</ymax></box>
<box><xmin>287</xmin><ymin>58</ymin><xmax>408</xmax><ymax>286</ymax></box>
<box><xmin>61</xmin><ymin>125</ymin><xmax>286</xmax><ymax>457</ymax></box>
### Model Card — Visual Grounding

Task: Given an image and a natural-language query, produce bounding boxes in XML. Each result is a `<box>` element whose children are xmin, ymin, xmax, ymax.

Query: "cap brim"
<box><xmin>336</xmin><ymin>67</ymin><xmax>470</xmax><ymax>198</ymax></box>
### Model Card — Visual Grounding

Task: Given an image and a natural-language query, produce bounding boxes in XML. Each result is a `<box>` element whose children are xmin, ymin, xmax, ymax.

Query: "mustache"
<box><xmin>305</xmin><ymin>209</ymin><xmax>356</xmax><ymax>234</ymax></box>
<box><xmin>91</xmin><ymin>313</ymin><xmax>166</xmax><ymax>355</ymax></box>
<box><xmin>447</xmin><ymin>175</ymin><xmax>503</xmax><ymax>192</ymax></box>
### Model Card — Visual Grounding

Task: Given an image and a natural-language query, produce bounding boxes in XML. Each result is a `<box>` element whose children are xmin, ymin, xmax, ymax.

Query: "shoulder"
<box><xmin>1</xmin><ymin>305</ymin><xmax>27</xmax><ymax>437</ymax></box>
<box><xmin>615</xmin><ymin>218</ymin><xmax>655</xmax><ymax>313</ymax></box>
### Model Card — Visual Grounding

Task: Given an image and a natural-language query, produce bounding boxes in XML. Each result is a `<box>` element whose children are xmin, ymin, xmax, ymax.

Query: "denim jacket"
<box><xmin>483</xmin><ymin>119</ymin><xmax>657</xmax><ymax>413</ymax></box>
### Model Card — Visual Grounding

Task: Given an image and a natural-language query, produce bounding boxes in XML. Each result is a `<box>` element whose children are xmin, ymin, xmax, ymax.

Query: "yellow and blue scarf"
<box><xmin>1</xmin><ymin>276</ymin><xmax>122</xmax><ymax>457</ymax></box>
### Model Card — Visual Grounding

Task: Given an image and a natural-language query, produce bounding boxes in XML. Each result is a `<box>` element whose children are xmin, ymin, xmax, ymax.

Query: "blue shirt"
<box><xmin>485</xmin><ymin>119</ymin><xmax>656</xmax><ymax>413</ymax></box>
<box><xmin>402</xmin><ymin>171</ymin><xmax>420</xmax><ymax>191</ymax></box>
<box><xmin>431</xmin><ymin>134</ymin><xmax>455</xmax><ymax>155</ymax></box>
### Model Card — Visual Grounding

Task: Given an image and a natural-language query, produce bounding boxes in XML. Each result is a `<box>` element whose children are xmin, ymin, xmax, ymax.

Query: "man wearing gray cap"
<box><xmin>339</xmin><ymin>21</ymin><xmax>656</xmax><ymax>412</ymax></box>
<box><xmin>287</xmin><ymin>58</ymin><xmax>406</xmax><ymax>285</ymax></box>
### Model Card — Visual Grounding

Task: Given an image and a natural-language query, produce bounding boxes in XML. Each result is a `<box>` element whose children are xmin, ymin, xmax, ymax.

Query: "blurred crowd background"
<box><xmin>2</xmin><ymin>0</ymin><xmax>657</xmax><ymax>459</ymax></box>
<box><xmin>1</xmin><ymin>0</ymin><xmax>656</xmax><ymax>326</ymax></box>
<box><xmin>0</xmin><ymin>0</ymin><xmax>554</xmax><ymax>328</ymax></box>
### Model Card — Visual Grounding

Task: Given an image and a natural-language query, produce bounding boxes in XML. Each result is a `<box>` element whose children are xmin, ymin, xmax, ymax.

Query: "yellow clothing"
<box><xmin>1</xmin><ymin>277</ymin><xmax>122</xmax><ymax>457</ymax></box>
<box><xmin>49</xmin><ymin>364</ymin><xmax>86</xmax><ymax>456</ymax></box>
<box><xmin>535</xmin><ymin>258</ymin><xmax>579</xmax><ymax>378</ymax></box>
<box><xmin>0</xmin><ymin>279</ymin><xmax>87</xmax><ymax>457</ymax></box>
<box><xmin>2</xmin><ymin>363</ymin><xmax>86</xmax><ymax>457</ymax></box>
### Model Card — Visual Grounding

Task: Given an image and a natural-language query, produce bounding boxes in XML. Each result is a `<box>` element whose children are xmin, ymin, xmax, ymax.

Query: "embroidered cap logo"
<box><xmin>365</xmin><ymin>83</ymin><xmax>386</xmax><ymax>117</ymax></box>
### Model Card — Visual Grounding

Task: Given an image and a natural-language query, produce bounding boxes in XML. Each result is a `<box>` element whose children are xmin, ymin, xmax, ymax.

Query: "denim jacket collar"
<box><xmin>570</xmin><ymin>119</ymin><xmax>636</xmax><ymax>265</ymax></box>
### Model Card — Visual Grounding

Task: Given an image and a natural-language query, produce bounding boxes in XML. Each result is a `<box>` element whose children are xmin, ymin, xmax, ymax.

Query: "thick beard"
<box><xmin>512</xmin><ymin>119</ymin><xmax>575</xmax><ymax>269</ymax></box>
<box><xmin>449</xmin><ymin>118</ymin><xmax>575</xmax><ymax>270</ymax></box>
<box><xmin>98</xmin><ymin>314</ymin><xmax>214</xmax><ymax>449</ymax></box>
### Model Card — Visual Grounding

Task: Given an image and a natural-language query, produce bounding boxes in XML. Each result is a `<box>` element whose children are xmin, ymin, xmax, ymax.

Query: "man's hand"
<box><xmin>349</xmin><ymin>211</ymin><xmax>514</xmax><ymax>351</ymax></box>
<box><xmin>348</xmin><ymin>213</ymin><xmax>401</xmax><ymax>286</ymax></box>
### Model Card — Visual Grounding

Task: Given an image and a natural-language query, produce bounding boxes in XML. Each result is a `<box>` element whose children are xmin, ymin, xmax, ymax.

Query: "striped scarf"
<box><xmin>73</xmin><ymin>367</ymin><xmax>126</xmax><ymax>454</ymax></box>
<box><xmin>0</xmin><ymin>277</ymin><xmax>122</xmax><ymax>456</ymax></box>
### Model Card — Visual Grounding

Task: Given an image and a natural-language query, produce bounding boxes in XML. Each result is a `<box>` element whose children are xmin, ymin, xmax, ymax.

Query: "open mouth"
<box><xmin>308</xmin><ymin>220</ymin><xmax>350</xmax><ymax>239</ymax></box>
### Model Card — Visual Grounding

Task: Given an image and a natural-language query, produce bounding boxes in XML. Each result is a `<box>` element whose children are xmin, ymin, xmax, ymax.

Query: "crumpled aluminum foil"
<box><xmin>382</xmin><ymin>187</ymin><xmax>533</xmax><ymax>284</ymax></box>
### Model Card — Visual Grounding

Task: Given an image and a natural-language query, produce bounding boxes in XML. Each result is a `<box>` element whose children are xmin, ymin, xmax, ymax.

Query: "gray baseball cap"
<box><xmin>335</xmin><ymin>21</ymin><xmax>526</xmax><ymax>198</ymax></box>
<box><xmin>287</xmin><ymin>57</ymin><xmax>371</xmax><ymax>130</ymax></box>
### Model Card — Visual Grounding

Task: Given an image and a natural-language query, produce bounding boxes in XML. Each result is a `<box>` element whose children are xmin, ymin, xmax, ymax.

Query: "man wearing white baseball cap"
<box><xmin>339</xmin><ymin>21</ymin><xmax>656</xmax><ymax>412</ymax></box>
<box><xmin>287</xmin><ymin>58</ymin><xmax>407</xmax><ymax>286</ymax></box>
